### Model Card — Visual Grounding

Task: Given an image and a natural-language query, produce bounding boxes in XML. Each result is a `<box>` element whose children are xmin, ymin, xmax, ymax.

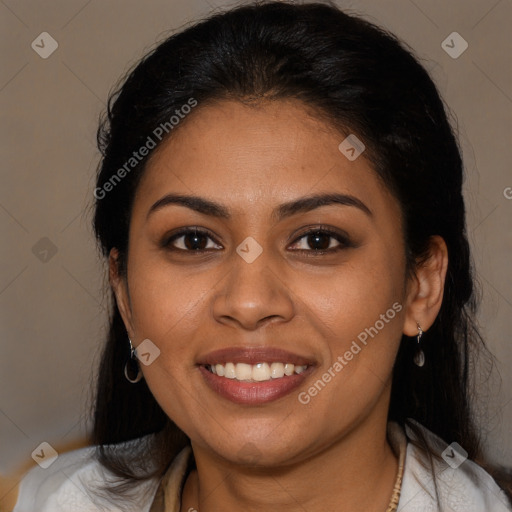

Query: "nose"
<box><xmin>211</xmin><ymin>249</ymin><xmax>295</xmax><ymax>331</ymax></box>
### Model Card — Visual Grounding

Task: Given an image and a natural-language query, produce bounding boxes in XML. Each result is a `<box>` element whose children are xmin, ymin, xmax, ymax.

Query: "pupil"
<box><xmin>185</xmin><ymin>233</ymin><xmax>206</xmax><ymax>250</ymax></box>
<box><xmin>308</xmin><ymin>232</ymin><xmax>329</xmax><ymax>250</ymax></box>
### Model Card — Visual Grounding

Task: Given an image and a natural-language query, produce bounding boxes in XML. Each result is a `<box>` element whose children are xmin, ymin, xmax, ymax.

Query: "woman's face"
<box><xmin>114</xmin><ymin>99</ymin><xmax>413</xmax><ymax>466</ymax></box>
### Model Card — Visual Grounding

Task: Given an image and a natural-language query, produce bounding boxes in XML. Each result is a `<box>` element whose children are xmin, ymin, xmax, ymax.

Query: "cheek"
<box><xmin>295</xmin><ymin>243</ymin><xmax>405</xmax><ymax>394</ymax></box>
<box><xmin>125</xmin><ymin>259</ymin><xmax>214</xmax><ymax>431</ymax></box>
<box><xmin>300</xmin><ymin>245</ymin><xmax>404</xmax><ymax>334</ymax></box>
<box><xmin>127</xmin><ymin>256</ymin><xmax>211</xmax><ymax>340</ymax></box>
<box><xmin>124</xmin><ymin>258</ymin><xmax>214</xmax><ymax>409</ymax></box>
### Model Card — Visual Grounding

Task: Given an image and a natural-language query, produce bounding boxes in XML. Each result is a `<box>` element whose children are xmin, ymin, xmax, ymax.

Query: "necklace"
<box><xmin>386</xmin><ymin>433</ymin><xmax>405</xmax><ymax>512</ymax></box>
<box><xmin>184</xmin><ymin>462</ymin><xmax>404</xmax><ymax>512</ymax></box>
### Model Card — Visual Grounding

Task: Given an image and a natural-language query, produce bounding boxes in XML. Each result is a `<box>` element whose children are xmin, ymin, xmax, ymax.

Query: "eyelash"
<box><xmin>161</xmin><ymin>225</ymin><xmax>354</xmax><ymax>256</ymax></box>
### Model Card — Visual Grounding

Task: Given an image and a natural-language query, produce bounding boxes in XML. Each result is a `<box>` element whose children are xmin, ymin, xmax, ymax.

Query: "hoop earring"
<box><xmin>124</xmin><ymin>337</ymin><xmax>143</xmax><ymax>383</ymax></box>
<box><xmin>413</xmin><ymin>323</ymin><xmax>425</xmax><ymax>367</ymax></box>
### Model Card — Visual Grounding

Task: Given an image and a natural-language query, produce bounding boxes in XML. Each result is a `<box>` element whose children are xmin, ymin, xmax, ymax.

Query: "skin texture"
<box><xmin>110</xmin><ymin>99</ymin><xmax>448</xmax><ymax>511</ymax></box>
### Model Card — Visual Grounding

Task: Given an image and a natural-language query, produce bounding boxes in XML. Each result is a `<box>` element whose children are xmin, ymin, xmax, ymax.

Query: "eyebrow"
<box><xmin>147</xmin><ymin>192</ymin><xmax>372</xmax><ymax>222</ymax></box>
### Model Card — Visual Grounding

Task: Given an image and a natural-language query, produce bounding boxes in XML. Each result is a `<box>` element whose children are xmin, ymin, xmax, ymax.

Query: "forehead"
<box><xmin>133</xmin><ymin>99</ymin><xmax>398</xmax><ymax>221</ymax></box>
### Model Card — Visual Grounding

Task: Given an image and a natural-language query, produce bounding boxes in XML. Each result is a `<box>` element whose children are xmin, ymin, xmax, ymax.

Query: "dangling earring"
<box><xmin>124</xmin><ymin>337</ymin><xmax>143</xmax><ymax>383</ymax></box>
<box><xmin>413</xmin><ymin>323</ymin><xmax>425</xmax><ymax>367</ymax></box>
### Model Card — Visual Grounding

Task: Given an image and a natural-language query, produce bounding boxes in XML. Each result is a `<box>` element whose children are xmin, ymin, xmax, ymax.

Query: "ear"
<box><xmin>109</xmin><ymin>248</ymin><xmax>135</xmax><ymax>337</ymax></box>
<box><xmin>402</xmin><ymin>235</ymin><xmax>449</xmax><ymax>336</ymax></box>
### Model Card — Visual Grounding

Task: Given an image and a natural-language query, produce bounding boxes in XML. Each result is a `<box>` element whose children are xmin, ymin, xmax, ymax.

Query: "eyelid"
<box><xmin>288</xmin><ymin>225</ymin><xmax>354</xmax><ymax>252</ymax></box>
<box><xmin>160</xmin><ymin>226</ymin><xmax>221</xmax><ymax>250</ymax></box>
<box><xmin>161</xmin><ymin>225</ymin><xmax>354</xmax><ymax>254</ymax></box>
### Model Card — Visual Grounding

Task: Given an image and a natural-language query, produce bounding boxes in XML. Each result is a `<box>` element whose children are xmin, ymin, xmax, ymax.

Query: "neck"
<box><xmin>181</xmin><ymin>402</ymin><xmax>398</xmax><ymax>512</ymax></box>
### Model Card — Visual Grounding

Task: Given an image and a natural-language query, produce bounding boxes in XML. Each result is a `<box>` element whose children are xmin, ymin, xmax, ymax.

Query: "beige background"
<box><xmin>1</xmin><ymin>0</ymin><xmax>511</xmax><ymax>502</ymax></box>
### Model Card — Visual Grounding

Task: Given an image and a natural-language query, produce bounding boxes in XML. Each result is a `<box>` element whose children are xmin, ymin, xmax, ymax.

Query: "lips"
<box><xmin>197</xmin><ymin>346</ymin><xmax>316</xmax><ymax>405</ymax></box>
<box><xmin>197</xmin><ymin>346</ymin><xmax>315</xmax><ymax>366</ymax></box>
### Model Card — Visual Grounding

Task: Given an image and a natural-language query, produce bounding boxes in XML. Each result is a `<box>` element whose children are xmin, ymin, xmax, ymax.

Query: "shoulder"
<box><xmin>399</xmin><ymin>419</ymin><xmax>512</xmax><ymax>512</ymax></box>
<box><xmin>13</xmin><ymin>439</ymin><xmax>160</xmax><ymax>512</ymax></box>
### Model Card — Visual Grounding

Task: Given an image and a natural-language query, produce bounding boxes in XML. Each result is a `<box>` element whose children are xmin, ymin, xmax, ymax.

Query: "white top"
<box><xmin>13</xmin><ymin>420</ymin><xmax>512</xmax><ymax>512</ymax></box>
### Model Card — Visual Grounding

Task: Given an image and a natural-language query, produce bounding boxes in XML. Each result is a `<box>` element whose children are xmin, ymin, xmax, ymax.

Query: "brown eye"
<box><xmin>289</xmin><ymin>227</ymin><xmax>353</xmax><ymax>254</ymax></box>
<box><xmin>162</xmin><ymin>228</ymin><xmax>222</xmax><ymax>252</ymax></box>
<box><xmin>303</xmin><ymin>232</ymin><xmax>335</xmax><ymax>251</ymax></box>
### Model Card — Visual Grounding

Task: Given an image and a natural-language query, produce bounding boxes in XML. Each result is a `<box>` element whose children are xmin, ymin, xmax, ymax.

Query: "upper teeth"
<box><xmin>209</xmin><ymin>362</ymin><xmax>307</xmax><ymax>382</ymax></box>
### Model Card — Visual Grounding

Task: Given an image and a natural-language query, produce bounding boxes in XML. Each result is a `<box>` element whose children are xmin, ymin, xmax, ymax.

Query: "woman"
<box><xmin>13</xmin><ymin>1</ymin><xmax>512</xmax><ymax>511</ymax></box>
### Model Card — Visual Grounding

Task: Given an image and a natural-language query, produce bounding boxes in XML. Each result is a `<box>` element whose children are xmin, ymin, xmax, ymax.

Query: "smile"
<box><xmin>206</xmin><ymin>362</ymin><xmax>308</xmax><ymax>382</ymax></box>
<box><xmin>197</xmin><ymin>346</ymin><xmax>316</xmax><ymax>404</ymax></box>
